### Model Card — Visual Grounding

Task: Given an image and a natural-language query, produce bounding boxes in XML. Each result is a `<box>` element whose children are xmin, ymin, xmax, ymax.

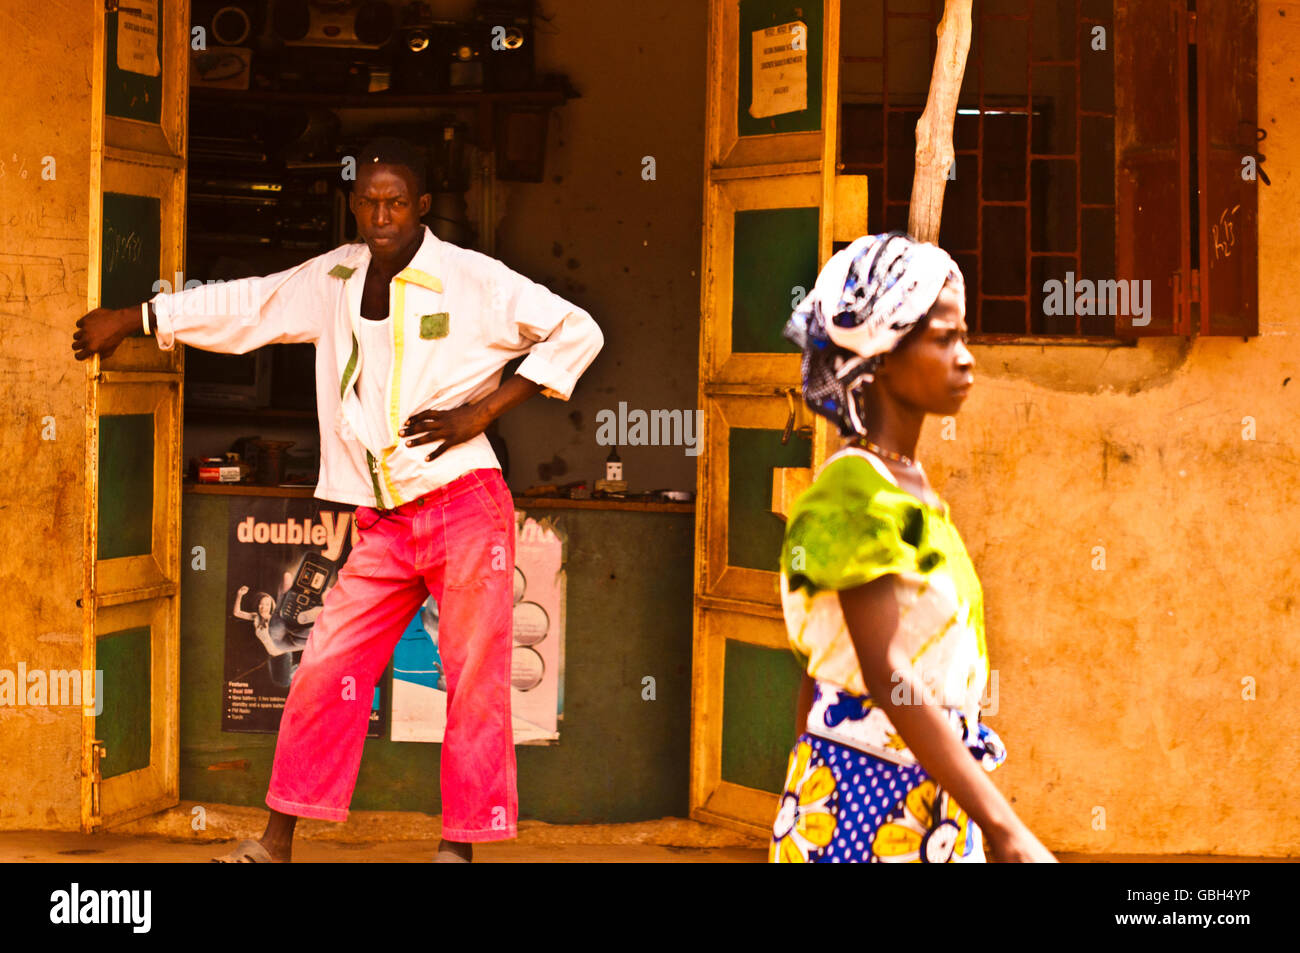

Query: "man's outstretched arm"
<box><xmin>71</xmin><ymin>255</ymin><xmax>332</xmax><ymax>361</ymax></box>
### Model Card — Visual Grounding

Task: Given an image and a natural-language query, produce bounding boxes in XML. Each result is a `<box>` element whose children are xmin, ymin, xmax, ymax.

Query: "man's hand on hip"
<box><xmin>400</xmin><ymin>403</ymin><xmax>492</xmax><ymax>462</ymax></box>
<box><xmin>400</xmin><ymin>375</ymin><xmax>543</xmax><ymax>463</ymax></box>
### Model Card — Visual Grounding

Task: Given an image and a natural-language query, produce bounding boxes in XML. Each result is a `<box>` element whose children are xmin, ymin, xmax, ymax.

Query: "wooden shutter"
<box><xmin>85</xmin><ymin>0</ymin><xmax>189</xmax><ymax>829</ymax></box>
<box><xmin>1114</xmin><ymin>0</ymin><xmax>1190</xmax><ymax>337</ymax></box>
<box><xmin>1195</xmin><ymin>1</ymin><xmax>1259</xmax><ymax>337</ymax></box>
<box><xmin>692</xmin><ymin>0</ymin><xmax>842</xmax><ymax>835</ymax></box>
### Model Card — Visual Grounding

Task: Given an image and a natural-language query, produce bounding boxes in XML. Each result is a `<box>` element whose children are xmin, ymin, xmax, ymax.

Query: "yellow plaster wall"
<box><xmin>921</xmin><ymin>4</ymin><xmax>1300</xmax><ymax>856</ymax></box>
<box><xmin>0</xmin><ymin>0</ymin><xmax>95</xmax><ymax>829</ymax></box>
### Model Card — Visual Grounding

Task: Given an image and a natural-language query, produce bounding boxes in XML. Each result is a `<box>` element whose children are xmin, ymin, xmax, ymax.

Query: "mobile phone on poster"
<box><xmin>277</xmin><ymin>552</ymin><xmax>336</xmax><ymax>625</ymax></box>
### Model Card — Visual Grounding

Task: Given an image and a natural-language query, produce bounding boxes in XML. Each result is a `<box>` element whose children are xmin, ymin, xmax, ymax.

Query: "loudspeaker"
<box><xmin>477</xmin><ymin>0</ymin><xmax>533</xmax><ymax>91</ymax></box>
<box><xmin>272</xmin><ymin>0</ymin><xmax>396</xmax><ymax>49</ymax></box>
<box><xmin>192</xmin><ymin>1</ymin><xmax>268</xmax><ymax>47</ymax></box>
<box><xmin>191</xmin><ymin>2</ymin><xmax>268</xmax><ymax>88</ymax></box>
<box><xmin>392</xmin><ymin>3</ymin><xmax>442</xmax><ymax>93</ymax></box>
<box><xmin>444</xmin><ymin>23</ymin><xmax>485</xmax><ymax>91</ymax></box>
<box><xmin>394</xmin><ymin>11</ymin><xmax>486</xmax><ymax>94</ymax></box>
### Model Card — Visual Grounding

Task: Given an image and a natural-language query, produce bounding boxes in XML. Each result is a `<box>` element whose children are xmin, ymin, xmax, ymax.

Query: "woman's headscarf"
<box><xmin>783</xmin><ymin>231</ymin><xmax>963</xmax><ymax>436</ymax></box>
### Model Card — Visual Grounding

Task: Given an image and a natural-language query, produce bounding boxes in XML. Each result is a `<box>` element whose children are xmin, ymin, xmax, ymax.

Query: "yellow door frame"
<box><xmin>82</xmin><ymin>0</ymin><xmax>189</xmax><ymax>830</ymax></box>
<box><xmin>691</xmin><ymin>0</ymin><xmax>870</xmax><ymax>835</ymax></box>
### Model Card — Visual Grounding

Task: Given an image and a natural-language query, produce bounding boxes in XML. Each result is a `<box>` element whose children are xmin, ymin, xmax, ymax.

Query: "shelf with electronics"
<box><xmin>183</xmin><ymin>0</ymin><xmax>570</xmax><ymax>491</ymax></box>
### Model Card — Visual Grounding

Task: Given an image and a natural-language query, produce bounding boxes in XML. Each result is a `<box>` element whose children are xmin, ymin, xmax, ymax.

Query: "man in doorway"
<box><xmin>72</xmin><ymin>137</ymin><xmax>604</xmax><ymax>862</ymax></box>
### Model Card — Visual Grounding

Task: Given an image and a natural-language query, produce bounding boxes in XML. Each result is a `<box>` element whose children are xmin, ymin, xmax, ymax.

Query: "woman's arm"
<box><xmin>232</xmin><ymin>586</ymin><xmax>252</xmax><ymax>620</ymax></box>
<box><xmin>839</xmin><ymin>577</ymin><xmax>1055</xmax><ymax>862</ymax></box>
<box><xmin>794</xmin><ymin>671</ymin><xmax>816</xmax><ymax>737</ymax></box>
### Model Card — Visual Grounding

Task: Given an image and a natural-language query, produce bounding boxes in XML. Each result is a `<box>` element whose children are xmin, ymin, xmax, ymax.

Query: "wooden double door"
<box><xmin>690</xmin><ymin>0</ymin><xmax>868</xmax><ymax>834</ymax></box>
<box><xmin>81</xmin><ymin>0</ymin><xmax>191</xmax><ymax>829</ymax></box>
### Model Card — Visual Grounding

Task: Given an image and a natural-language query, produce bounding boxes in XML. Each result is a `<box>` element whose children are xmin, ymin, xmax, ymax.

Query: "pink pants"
<box><xmin>266</xmin><ymin>467</ymin><xmax>518</xmax><ymax>842</ymax></box>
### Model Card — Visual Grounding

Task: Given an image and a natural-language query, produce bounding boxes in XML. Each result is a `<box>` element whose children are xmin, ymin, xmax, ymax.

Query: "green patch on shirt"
<box><xmin>328</xmin><ymin>264</ymin><xmax>356</xmax><ymax>280</ymax></box>
<box><xmin>420</xmin><ymin>312</ymin><xmax>450</xmax><ymax>339</ymax></box>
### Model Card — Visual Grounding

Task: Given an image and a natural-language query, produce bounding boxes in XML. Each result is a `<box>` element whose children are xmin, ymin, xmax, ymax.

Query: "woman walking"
<box><xmin>771</xmin><ymin>232</ymin><xmax>1054</xmax><ymax>863</ymax></box>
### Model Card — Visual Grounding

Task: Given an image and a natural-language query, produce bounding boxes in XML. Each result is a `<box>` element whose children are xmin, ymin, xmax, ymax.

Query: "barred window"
<box><xmin>838</xmin><ymin>0</ymin><xmax>1258</xmax><ymax>341</ymax></box>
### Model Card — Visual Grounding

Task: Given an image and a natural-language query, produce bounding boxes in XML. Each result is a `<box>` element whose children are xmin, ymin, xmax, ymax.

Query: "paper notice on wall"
<box><xmin>117</xmin><ymin>0</ymin><xmax>161</xmax><ymax>78</ymax></box>
<box><xmin>391</xmin><ymin>512</ymin><xmax>565</xmax><ymax>745</ymax></box>
<box><xmin>750</xmin><ymin>20</ymin><xmax>808</xmax><ymax>119</ymax></box>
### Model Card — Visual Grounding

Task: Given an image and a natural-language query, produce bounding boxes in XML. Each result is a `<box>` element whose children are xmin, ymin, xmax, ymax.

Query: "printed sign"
<box><xmin>750</xmin><ymin>20</ymin><xmax>808</xmax><ymax>119</ymax></box>
<box><xmin>117</xmin><ymin>0</ymin><xmax>161</xmax><ymax>78</ymax></box>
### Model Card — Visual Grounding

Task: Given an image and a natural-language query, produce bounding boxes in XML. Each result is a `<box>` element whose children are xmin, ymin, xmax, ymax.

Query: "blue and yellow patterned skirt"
<box><xmin>769</xmin><ymin>680</ymin><xmax>1006</xmax><ymax>863</ymax></box>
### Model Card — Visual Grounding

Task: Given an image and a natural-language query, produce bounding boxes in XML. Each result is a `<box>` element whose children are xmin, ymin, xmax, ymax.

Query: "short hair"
<box><xmin>354</xmin><ymin>136</ymin><xmax>428</xmax><ymax>196</ymax></box>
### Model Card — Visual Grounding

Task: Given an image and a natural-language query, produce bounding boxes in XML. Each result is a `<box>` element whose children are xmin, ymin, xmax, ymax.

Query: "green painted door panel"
<box><xmin>720</xmin><ymin>639</ymin><xmax>803</xmax><ymax>792</ymax></box>
<box><xmin>101</xmin><ymin>192</ymin><xmax>163</xmax><ymax>311</ymax></box>
<box><xmin>731</xmin><ymin>207</ymin><xmax>819</xmax><ymax>353</ymax></box>
<box><xmin>98</xmin><ymin>414</ymin><xmax>154</xmax><ymax>560</ymax></box>
<box><xmin>98</xmin><ymin>625</ymin><xmax>152</xmax><ymax>780</ymax></box>
<box><xmin>728</xmin><ymin>427</ymin><xmax>812</xmax><ymax>572</ymax></box>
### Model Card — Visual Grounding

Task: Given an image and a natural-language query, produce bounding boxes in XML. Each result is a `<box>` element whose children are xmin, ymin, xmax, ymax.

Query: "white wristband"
<box><xmin>142</xmin><ymin>301</ymin><xmax>152</xmax><ymax>335</ymax></box>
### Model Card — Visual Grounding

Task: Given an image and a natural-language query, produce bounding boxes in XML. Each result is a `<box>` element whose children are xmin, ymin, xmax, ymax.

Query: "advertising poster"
<box><xmin>223</xmin><ymin>498</ymin><xmax>386</xmax><ymax>736</ymax></box>
<box><xmin>391</xmin><ymin>513</ymin><xmax>564</xmax><ymax>745</ymax></box>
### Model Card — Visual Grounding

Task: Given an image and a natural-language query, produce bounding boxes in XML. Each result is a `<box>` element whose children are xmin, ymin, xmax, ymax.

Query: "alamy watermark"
<box><xmin>1042</xmin><ymin>272</ymin><xmax>1151</xmax><ymax>327</ymax></box>
<box><xmin>595</xmin><ymin>401</ymin><xmax>702</xmax><ymax>457</ymax></box>
<box><xmin>0</xmin><ymin>664</ymin><xmax>103</xmax><ymax>715</ymax></box>
<box><xmin>50</xmin><ymin>883</ymin><xmax>150</xmax><ymax>933</ymax></box>
<box><xmin>153</xmin><ymin>272</ymin><xmax>261</xmax><ymax>324</ymax></box>
<box><xmin>890</xmin><ymin>663</ymin><xmax>999</xmax><ymax>716</ymax></box>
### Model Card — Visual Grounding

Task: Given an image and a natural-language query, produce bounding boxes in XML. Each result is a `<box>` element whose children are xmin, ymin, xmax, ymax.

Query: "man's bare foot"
<box><xmin>257</xmin><ymin>837</ymin><xmax>291</xmax><ymax>863</ymax></box>
<box><xmin>435</xmin><ymin>838</ymin><xmax>472</xmax><ymax>863</ymax></box>
<box><xmin>261</xmin><ymin>808</ymin><xmax>298</xmax><ymax>862</ymax></box>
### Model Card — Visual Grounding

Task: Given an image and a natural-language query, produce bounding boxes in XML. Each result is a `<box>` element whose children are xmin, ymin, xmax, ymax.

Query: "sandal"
<box><xmin>211</xmin><ymin>838</ymin><xmax>276</xmax><ymax>863</ymax></box>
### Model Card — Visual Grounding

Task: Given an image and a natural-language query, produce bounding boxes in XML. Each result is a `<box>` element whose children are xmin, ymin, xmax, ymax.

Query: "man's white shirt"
<box><xmin>150</xmin><ymin>227</ymin><xmax>603</xmax><ymax>507</ymax></box>
<box><xmin>354</xmin><ymin>311</ymin><xmax>394</xmax><ymax>455</ymax></box>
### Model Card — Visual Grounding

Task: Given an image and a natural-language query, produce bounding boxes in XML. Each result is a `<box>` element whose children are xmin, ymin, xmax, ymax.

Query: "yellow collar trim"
<box><xmin>395</xmin><ymin>267</ymin><xmax>443</xmax><ymax>293</ymax></box>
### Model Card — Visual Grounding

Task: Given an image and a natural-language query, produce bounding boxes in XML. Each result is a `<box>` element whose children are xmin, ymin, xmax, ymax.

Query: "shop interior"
<box><xmin>184</xmin><ymin>0</ymin><xmax>580</xmax><ymax>492</ymax></box>
<box><xmin>169</xmin><ymin>0</ymin><xmax>704</xmax><ymax>824</ymax></box>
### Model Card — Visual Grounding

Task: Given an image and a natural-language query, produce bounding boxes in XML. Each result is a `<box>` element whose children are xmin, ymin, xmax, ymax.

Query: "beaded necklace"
<box><xmin>851</xmin><ymin>436</ymin><xmax>917</xmax><ymax>469</ymax></box>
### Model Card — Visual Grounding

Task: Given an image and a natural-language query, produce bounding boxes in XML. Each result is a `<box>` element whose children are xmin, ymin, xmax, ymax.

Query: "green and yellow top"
<box><xmin>779</xmin><ymin>447</ymin><xmax>990</xmax><ymax>722</ymax></box>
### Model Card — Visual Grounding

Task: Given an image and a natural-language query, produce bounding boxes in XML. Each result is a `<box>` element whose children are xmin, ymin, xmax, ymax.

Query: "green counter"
<box><xmin>180</xmin><ymin>490</ymin><xmax>695</xmax><ymax>823</ymax></box>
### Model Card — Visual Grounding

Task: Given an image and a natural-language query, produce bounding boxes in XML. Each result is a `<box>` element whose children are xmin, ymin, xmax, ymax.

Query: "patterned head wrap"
<box><xmin>783</xmin><ymin>231</ymin><xmax>963</xmax><ymax>437</ymax></box>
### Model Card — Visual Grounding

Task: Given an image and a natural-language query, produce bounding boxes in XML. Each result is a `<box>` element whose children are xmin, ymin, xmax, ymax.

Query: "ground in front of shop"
<box><xmin>0</xmin><ymin>804</ymin><xmax>1286</xmax><ymax>862</ymax></box>
<box><xmin>0</xmin><ymin>804</ymin><xmax>768</xmax><ymax>862</ymax></box>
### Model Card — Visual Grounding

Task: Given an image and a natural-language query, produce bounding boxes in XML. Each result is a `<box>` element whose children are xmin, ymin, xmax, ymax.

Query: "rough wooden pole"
<box><xmin>908</xmin><ymin>1</ymin><xmax>974</xmax><ymax>243</ymax></box>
